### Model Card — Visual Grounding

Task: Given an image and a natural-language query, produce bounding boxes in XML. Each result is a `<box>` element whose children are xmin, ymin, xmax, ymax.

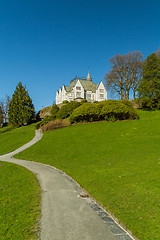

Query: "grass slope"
<box><xmin>0</xmin><ymin>161</ymin><xmax>41</xmax><ymax>239</ymax></box>
<box><xmin>0</xmin><ymin>124</ymin><xmax>35</xmax><ymax>155</ymax></box>
<box><xmin>16</xmin><ymin>110</ymin><xmax>160</xmax><ymax>240</ymax></box>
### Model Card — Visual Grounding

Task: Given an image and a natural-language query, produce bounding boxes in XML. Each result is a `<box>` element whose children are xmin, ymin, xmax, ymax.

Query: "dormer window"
<box><xmin>76</xmin><ymin>86</ymin><xmax>81</xmax><ymax>90</ymax></box>
<box><xmin>99</xmin><ymin>89</ymin><xmax>104</xmax><ymax>93</ymax></box>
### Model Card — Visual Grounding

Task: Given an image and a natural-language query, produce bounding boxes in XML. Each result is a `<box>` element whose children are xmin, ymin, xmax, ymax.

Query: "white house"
<box><xmin>56</xmin><ymin>72</ymin><xmax>107</xmax><ymax>104</ymax></box>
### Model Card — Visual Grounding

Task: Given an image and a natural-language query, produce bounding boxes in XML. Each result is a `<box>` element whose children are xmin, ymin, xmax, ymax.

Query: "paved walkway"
<box><xmin>0</xmin><ymin>130</ymin><xmax>134</xmax><ymax>240</ymax></box>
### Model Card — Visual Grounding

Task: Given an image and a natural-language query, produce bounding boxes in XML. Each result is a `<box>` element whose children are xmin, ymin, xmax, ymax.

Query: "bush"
<box><xmin>57</xmin><ymin>101</ymin><xmax>81</xmax><ymax>119</ymax></box>
<box><xmin>40</xmin><ymin>115</ymin><xmax>57</xmax><ymax>126</ymax></box>
<box><xmin>62</xmin><ymin>100</ymin><xmax>69</xmax><ymax>104</ymax></box>
<box><xmin>136</xmin><ymin>97</ymin><xmax>159</xmax><ymax>110</ymax></box>
<box><xmin>70</xmin><ymin>100</ymin><xmax>139</xmax><ymax>123</ymax></box>
<box><xmin>101</xmin><ymin>101</ymin><xmax>138</xmax><ymax>120</ymax></box>
<box><xmin>41</xmin><ymin>119</ymin><xmax>71</xmax><ymax>132</ymax></box>
<box><xmin>122</xmin><ymin>100</ymin><xmax>133</xmax><ymax>107</ymax></box>
<box><xmin>70</xmin><ymin>103</ymin><xmax>104</xmax><ymax>122</ymax></box>
<box><xmin>81</xmin><ymin>99</ymin><xmax>87</xmax><ymax>103</ymax></box>
<box><xmin>50</xmin><ymin>104</ymin><xmax>59</xmax><ymax>115</ymax></box>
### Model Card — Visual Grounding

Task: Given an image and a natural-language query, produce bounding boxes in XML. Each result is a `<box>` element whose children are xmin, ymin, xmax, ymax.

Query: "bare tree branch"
<box><xmin>104</xmin><ymin>51</ymin><xmax>143</xmax><ymax>100</ymax></box>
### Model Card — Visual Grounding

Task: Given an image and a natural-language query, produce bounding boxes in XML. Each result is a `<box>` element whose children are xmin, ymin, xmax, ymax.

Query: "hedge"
<box><xmin>57</xmin><ymin>101</ymin><xmax>81</xmax><ymax>119</ymax></box>
<box><xmin>69</xmin><ymin>100</ymin><xmax>139</xmax><ymax>123</ymax></box>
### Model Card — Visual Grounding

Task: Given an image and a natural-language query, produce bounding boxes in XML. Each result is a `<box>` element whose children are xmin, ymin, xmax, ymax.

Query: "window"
<box><xmin>100</xmin><ymin>94</ymin><xmax>104</xmax><ymax>99</ymax></box>
<box><xmin>99</xmin><ymin>89</ymin><xmax>104</xmax><ymax>93</ymax></box>
<box><xmin>76</xmin><ymin>86</ymin><xmax>81</xmax><ymax>90</ymax></box>
<box><xmin>87</xmin><ymin>94</ymin><xmax>91</xmax><ymax>99</ymax></box>
<box><xmin>76</xmin><ymin>92</ymin><xmax>81</xmax><ymax>98</ymax></box>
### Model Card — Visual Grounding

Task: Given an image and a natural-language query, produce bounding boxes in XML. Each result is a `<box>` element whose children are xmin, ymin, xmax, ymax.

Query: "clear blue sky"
<box><xmin>0</xmin><ymin>0</ymin><xmax>160</xmax><ymax>111</ymax></box>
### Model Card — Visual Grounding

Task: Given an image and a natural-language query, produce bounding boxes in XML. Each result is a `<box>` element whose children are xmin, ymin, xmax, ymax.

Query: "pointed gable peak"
<box><xmin>87</xmin><ymin>71</ymin><xmax>92</xmax><ymax>81</ymax></box>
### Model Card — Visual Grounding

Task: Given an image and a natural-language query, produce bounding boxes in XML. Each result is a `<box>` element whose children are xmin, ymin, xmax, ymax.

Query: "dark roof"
<box><xmin>65</xmin><ymin>78</ymin><xmax>97</xmax><ymax>93</ymax></box>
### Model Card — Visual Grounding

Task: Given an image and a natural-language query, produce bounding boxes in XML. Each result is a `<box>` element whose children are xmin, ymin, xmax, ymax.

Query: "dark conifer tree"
<box><xmin>8</xmin><ymin>82</ymin><xmax>35</xmax><ymax>126</ymax></box>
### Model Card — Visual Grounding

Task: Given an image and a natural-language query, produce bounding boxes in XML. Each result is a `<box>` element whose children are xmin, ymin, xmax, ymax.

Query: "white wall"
<box><xmin>56</xmin><ymin>80</ymin><xmax>107</xmax><ymax>104</ymax></box>
<box><xmin>73</xmin><ymin>80</ymin><xmax>84</xmax><ymax>99</ymax></box>
<box><xmin>96</xmin><ymin>82</ymin><xmax>107</xmax><ymax>101</ymax></box>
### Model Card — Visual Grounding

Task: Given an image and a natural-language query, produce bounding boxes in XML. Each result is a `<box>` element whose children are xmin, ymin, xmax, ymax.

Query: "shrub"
<box><xmin>41</xmin><ymin>119</ymin><xmax>71</xmax><ymax>132</ymax></box>
<box><xmin>122</xmin><ymin>100</ymin><xmax>133</xmax><ymax>107</ymax></box>
<box><xmin>70</xmin><ymin>100</ymin><xmax>139</xmax><ymax>123</ymax></box>
<box><xmin>81</xmin><ymin>99</ymin><xmax>87</xmax><ymax>103</ymax></box>
<box><xmin>136</xmin><ymin>97</ymin><xmax>159</xmax><ymax>110</ymax></box>
<box><xmin>40</xmin><ymin>115</ymin><xmax>57</xmax><ymax>126</ymax></box>
<box><xmin>57</xmin><ymin>101</ymin><xmax>81</xmax><ymax>119</ymax></box>
<box><xmin>69</xmin><ymin>103</ymin><xmax>104</xmax><ymax>123</ymax></box>
<box><xmin>100</xmin><ymin>101</ymin><xmax>138</xmax><ymax>120</ymax></box>
<box><xmin>50</xmin><ymin>104</ymin><xmax>59</xmax><ymax>115</ymax></box>
<box><xmin>62</xmin><ymin>100</ymin><xmax>69</xmax><ymax>104</ymax></box>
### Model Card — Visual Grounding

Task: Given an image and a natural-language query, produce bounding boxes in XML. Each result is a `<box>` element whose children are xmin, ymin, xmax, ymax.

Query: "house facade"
<box><xmin>56</xmin><ymin>72</ymin><xmax>107</xmax><ymax>104</ymax></box>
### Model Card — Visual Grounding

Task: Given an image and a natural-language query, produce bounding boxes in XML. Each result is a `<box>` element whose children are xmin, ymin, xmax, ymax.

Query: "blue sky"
<box><xmin>0</xmin><ymin>0</ymin><xmax>160</xmax><ymax>111</ymax></box>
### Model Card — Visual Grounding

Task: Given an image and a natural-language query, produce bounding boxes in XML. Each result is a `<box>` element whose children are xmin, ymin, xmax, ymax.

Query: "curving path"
<box><xmin>0</xmin><ymin>130</ymin><xmax>134</xmax><ymax>240</ymax></box>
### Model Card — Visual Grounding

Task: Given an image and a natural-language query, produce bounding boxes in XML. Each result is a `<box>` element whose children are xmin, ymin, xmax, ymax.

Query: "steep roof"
<box><xmin>79</xmin><ymin>79</ymin><xmax>96</xmax><ymax>92</ymax></box>
<box><xmin>65</xmin><ymin>78</ymin><xmax>97</xmax><ymax>93</ymax></box>
<box><xmin>86</xmin><ymin>72</ymin><xmax>92</xmax><ymax>81</ymax></box>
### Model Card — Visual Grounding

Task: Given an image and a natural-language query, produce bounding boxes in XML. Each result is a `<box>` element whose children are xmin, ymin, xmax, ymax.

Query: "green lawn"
<box><xmin>0</xmin><ymin>124</ymin><xmax>36</xmax><ymax>155</ymax></box>
<box><xmin>15</xmin><ymin>110</ymin><xmax>160</xmax><ymax>240</ymax></box>
<box><xmin>0</xmin><ymin>161</ymin><xmax>41</xmax><ymax>239</ymax></box>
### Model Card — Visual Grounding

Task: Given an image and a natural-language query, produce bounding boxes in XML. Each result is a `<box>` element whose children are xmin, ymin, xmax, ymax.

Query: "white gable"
<box><xmin>96</xmin><ymin>81</ymin><xmax>107</xmax><ymax>101</ymax></box>
<box><xmin>74</xmin><ymin>80</ymin><xmax>83</xmax><ymax>89</ymax></box>
<box><xmin>74</xmin><ymin>80</ymin><xmax>84</xmax><ymax>99</ymax></box>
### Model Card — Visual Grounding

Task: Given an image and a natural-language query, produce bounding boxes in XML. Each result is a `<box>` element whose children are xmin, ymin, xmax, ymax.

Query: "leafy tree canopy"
<box><xmin>8</xmin><ymin>82</ymin><xmax>35</xmax><ymax>126</ymax></box>
<box><xmin>137</xmin><ymin>53</ymin><xmax>160</xmax><ymax>109</ymax></box>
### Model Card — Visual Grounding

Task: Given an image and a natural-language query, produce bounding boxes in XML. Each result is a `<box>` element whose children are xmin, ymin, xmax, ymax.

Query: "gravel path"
<box><xmin>0</xmin><ymin>130</ymin><xmax>134</xmax><ymax>240</ymax></box>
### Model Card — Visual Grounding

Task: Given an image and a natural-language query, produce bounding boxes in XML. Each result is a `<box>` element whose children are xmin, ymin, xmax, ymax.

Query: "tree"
<box><xmin>129</xmin><ymin>51</ymin><xmax>143</xmax><ymax>99</ymax></box>
<box><xmin>0</xmin><ymin>95</ymin><xmax>11</xmax><ymax>123</ymax></box>
<box><xmin>8</xmin><ymin>82</ymin><xmax>35</xmax><ymax>126</ymax></box>
<box><xmin>104</xmin><ymin>51</ymin><xmax>143</xmax><ymax>100</ymax></box>
<box><xmin>0</xmin><ymin>106</ymin><xmax>3</xmax><ymax>125</ymax></box>
<box><xmin>105</xmin><ymin>54</ymin><xmax>125</xmax><ymax>100</ymax></box>
<box><xmin>137</xmin><ymin>53</ymin><xmax>160</xmax><ymax>109</ymax></box>
<box><xmin>156</xmin><ymin>47</ymin><xmax>160</xmax><ymax>59</ymax></box>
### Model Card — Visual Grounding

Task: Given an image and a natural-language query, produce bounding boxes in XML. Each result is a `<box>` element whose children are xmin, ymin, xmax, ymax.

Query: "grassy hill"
<box><xmin>0</xmin><ymin>161</ymin><xmax>40</xmax><ymax>239</ymax></box>
<box><xmin>0</xmin><ymin>124</ymin><xmax>41</xmax><ymax>239</ymax></box>
<box><xmin>0</xmin><ymin>124</ymin><xmax>36</xmax><ymax>155</ymax></box>
<box><xmin>15</xmin><ymin>110</ymin><xmax>160</xmax><ymax>240</ymax></box>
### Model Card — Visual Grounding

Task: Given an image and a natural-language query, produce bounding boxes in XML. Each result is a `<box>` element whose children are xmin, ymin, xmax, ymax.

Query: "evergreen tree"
<box><xmin>8</xmin><ymin>82</ymin><xmax>35</xmax><ymax>126</ymax></box>
<box><xmin>138</xmin><ymin>53</ymin><xmax>160</xmax><ymax>109</ymax></box>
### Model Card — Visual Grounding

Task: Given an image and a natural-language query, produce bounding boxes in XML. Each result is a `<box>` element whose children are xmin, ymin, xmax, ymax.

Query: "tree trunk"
<box><xmin>121</xmin><ymin>89</ymin><xmax>124</xmax><ymax>100</ymax></box>
<box><xmin>133</xmin><ymin>90</ymin><xmax>136</xmax><ymax>100</ymax></box>
<box><xmin>126</xmin><ymin>92</ymin><xmax>129</xmax><ymax>100</ymax></box>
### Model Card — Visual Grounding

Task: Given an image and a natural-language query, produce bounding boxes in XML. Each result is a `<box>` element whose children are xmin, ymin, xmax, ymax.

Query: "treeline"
<box><xmin>1</xmin><ymin>47</ymin><xmax>160</xmax><ymax>127</ymax></box>
<box><xmin>105</xmin><ymin>47</ymin><xmax>160</xmax><ymax>109</ymax></box>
